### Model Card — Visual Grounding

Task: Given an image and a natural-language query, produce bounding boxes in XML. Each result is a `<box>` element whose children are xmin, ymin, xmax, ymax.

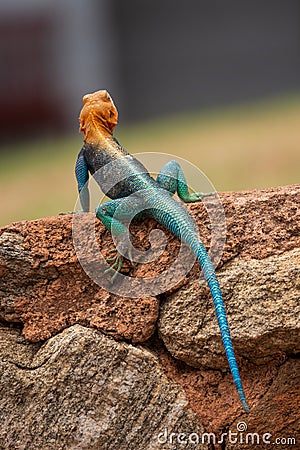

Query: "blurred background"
<box><xmin>1</xmin><ymin>0</ymin><xmax>299</xmax><ymax>226</ymax></box>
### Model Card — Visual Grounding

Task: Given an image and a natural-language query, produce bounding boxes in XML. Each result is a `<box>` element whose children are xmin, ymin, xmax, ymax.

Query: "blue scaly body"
<box><xmin>75</xmin><ymin>90</ymin><xmax>249</xmax><ymax>412</ymax></box>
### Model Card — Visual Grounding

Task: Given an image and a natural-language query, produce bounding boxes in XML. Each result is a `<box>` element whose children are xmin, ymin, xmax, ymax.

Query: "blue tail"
<box><xmin>150</xmin><ymin>198</ymin><xmax>248</xmax><ymax>411</ymax></box>
<box><xmin>189</xmin><ymin>237</ymin><xmax>249</xmax><ymax>412</ymax></box>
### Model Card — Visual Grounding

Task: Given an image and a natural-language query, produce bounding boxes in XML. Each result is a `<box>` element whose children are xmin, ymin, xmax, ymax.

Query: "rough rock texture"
<box><xmin>0</xmin><ymin>184</ymin><xmax>299</xmax><ymax>449</ymax></box>
<box><xmin>187</xmin><ymin>184</ymin><xmax>300</xmax><ymax>263</ymax></box>
<box><xmin>227</xmin><ymin>358</ymin><xmax>299</xmax><ymax>449</ymax></box>
<box><xmin>159</xmin><ymin>247</ymin><xmax>300</xmax><ymax>369</ymax></box>
<box><xmin>157</xmin><ymin>346</ymin><xmax>299</xmax><ymax>449</ymax></box>
<box><xmin>0</xmin><ymin>215</ymin><xmax>159</xmax><ymax>343</ymax></box>
<box><xmin>0</xmin><ymin>325</ymin><xmax>207</xmax><ymax>450</ymax></box>
<box><xmin>0</xmin><ymin>184</ymin><xmax>299</xmax><ymax>345</ymax></box>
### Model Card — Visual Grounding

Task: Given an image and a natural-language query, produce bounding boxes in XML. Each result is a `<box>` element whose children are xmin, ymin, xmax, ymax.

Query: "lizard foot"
<box><xmin>105</xmin><ymin>245</ymin><xmax>133</xmax><ymax>280</ymax></box>
<box><xmin>184</xmin><ymin>191</ymin><xmax>217</xmax><ymax>202</ymax></box>
<box><xmin>105</xmin><ymin>252</ymin><xmax>124</xmax><ymax>281</ymax></box>
<box><xmin>59</xmin><ymin>210</ymin><xmax>86</xmax><ymax>215</ymax></box>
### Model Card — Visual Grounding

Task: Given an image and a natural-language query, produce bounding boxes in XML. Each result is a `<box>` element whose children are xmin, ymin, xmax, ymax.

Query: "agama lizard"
<box><xmin>75</xmin><ymin>89</ymin><xmax>249</xmax><ymax>412</ymax></box>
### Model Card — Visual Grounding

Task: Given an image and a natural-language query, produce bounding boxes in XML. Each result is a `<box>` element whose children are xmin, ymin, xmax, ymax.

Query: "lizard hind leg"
<box><xmin>95</xmin><ymin>197</ymin><xmax>140</xmax><ymax>279</ymax></box>
<box><xmin>156</xmin><ymin>160</ymin><xmax>216</xmax><ymax>202</ymax></box>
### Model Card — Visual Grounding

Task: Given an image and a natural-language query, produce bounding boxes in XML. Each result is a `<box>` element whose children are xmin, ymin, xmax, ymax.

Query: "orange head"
<box><xmin>79</xmin><ymin>90</ymin><xmax>118</xmax><ymax>142</ymax></box>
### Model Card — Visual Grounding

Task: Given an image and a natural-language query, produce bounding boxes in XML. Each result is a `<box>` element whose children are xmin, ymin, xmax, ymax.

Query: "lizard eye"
<box><xmin>99</xmin><ymin>90</ymin><xmax>108</xmax><ymax>100</ymax></box>
<box><xmin>104</xmin><ymin>91</ymin><xmax>112</xmax><ymax>102</ymax></box>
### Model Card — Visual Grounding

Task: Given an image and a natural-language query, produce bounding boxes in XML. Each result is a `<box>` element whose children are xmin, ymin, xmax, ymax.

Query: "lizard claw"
<box><xmin>104</xmin><ymin>241</ymin><xmax>134</xmax><ymax>280</ymax></box>
<box><xmin>104</xmin><ymin>252</ymin><xmax>124</xmax><ymax>280</ymax></box>
<box><xmin>181</xmin><ymin>191</ymin><xmax>218</xmax><ymax>203</ymax></box>
<box><xmin>193</xmin><ymin>191</ymin><xmax>217</xmax><ymax>200</ymax></box>
<box><xmin>59</xmin><ymin>210</ymin><xmax>86</xmax><ymax>215</ymax></box>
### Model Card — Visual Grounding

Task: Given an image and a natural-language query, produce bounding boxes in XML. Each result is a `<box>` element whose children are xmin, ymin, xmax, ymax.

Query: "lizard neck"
<box><xmin>82</xmin><ymin>114</ymin><xmax>113</xmax><ymax>147</ymax></box>
<box><xmin>83</xmin><ymin>116</ymin><xmax>126</xmax><ymax>159</ymax></box>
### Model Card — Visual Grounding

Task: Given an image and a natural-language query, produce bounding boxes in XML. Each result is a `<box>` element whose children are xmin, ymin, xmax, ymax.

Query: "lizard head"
<box><xmin>79</xmin><ymin>90</ymin><xmax>118</xmax><ymax>142</ymax></box>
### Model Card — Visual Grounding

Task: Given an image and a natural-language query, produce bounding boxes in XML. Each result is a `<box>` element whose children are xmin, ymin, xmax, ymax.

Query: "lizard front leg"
<box><xmin>75</xmin><ymin>151</ymin><xmax>90</xmax><ymax>212</ymax></box>
<box><xmin>60</xmin><ymin>152</ymin><xmax>90</xmax><ymax>215</ymax></box>
<box><xmin>156</xmin><ymin>160</ymin><xmax>216</xmax><ymax>202</ymax></box>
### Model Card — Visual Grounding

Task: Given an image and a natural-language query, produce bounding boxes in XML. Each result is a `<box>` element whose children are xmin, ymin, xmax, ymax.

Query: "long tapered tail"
<box><xmin>151</xmin><ymin>198</ymin><xmax>249</xmax><ymax>411</ymax></box>
<box><xmin>188</xmin><ymin>236</ymin><xmax>249</xmax><ymax>412</ymax></box>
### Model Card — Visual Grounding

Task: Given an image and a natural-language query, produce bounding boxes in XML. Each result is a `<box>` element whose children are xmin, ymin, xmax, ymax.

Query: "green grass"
<box><xmin>1</xmin><ymin>93</ymin><xmax>300</xmax><ymax>227</ymax></box>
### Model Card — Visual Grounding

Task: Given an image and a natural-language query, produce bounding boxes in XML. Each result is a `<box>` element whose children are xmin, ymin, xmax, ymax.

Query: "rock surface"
<box><xmin>0</xmin><ymin>325</ymin><xmax>206</xmax><ymax>450</ymax></box>
<box><xmin>0</xmin><ymin>184</ymin><xmax>299</xmax><ymax>346</ymax></box>
<box><xmin>159</xmin><ymin>247</ymin><xmax>300</xmax><ymax>369</ymax></box>
<box><xmin>0</xmin><ymin>184</ymin><xmax>299</xmax><ymax>449</ymax></box>
<box><xmin>0</xmin><ymin>215</ymin><xmax>159</xmax><ymax>343</ymax></box>
<box><xmin>226</xmin><ymin>358</ymin><xmax>299</xmax><ymax>449</ymax></box>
